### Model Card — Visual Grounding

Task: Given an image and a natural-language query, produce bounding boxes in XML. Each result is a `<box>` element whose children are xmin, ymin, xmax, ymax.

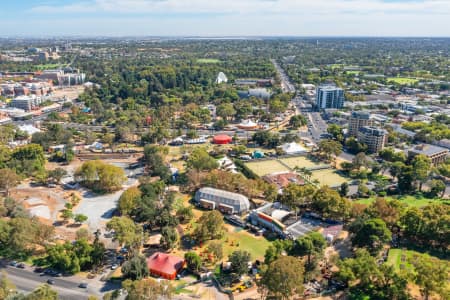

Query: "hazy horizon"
<box><xmin>1</xmin><ymin>0</ymin><xmax>449</xmax><ymax>37</ymax></box>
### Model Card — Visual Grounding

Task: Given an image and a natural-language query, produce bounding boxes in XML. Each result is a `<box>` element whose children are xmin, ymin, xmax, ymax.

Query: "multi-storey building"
<box><xmin>349</xmin><ymin>111</ymin><xmax>374</xmax><ymax>137</ymax></box>
<box><xmin>315</xmin><ymin>85</ymin><xmax>345</xmax><ymax>109</ymax></box>
<box><xmin>357</xmin><ymin>126</ymin><xmax>387</xmax><ymax>153</ymax></box>
<box><xmin>408</xmin><ymin>144</ymin><xmax>449</xmax><ymax>166</ymax></box>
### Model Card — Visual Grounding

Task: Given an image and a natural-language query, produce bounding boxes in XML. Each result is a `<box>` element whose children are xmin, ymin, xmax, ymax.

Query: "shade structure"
<box><xmin>213</xmin><ymin>134</ymin><xmax>232</xmax><ymax>144</ymax></box>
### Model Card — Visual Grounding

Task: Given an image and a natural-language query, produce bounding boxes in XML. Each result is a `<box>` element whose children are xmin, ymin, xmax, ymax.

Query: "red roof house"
<box><xmin>146</xmin><ymin>252</ymin><xmax>185</xmax><ymax>280</ymax></box>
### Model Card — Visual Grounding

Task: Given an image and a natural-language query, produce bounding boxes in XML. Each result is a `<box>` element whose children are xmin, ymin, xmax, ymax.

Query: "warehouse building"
<box><xmin>194</xmin><ymin>187</ymin><xmax>250</xmax><ymax>214</ymax></box>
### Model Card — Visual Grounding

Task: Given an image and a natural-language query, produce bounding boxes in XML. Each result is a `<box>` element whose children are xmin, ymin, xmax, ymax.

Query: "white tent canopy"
<box><xmin>216</xmin><ymin>72</ymin><xmax>228</xmax><ymax>84</ymax></box>
<box><xmin>280</xmin><ymin>142</ymin><xmax>307</xmax><ymax>154</ymax></box>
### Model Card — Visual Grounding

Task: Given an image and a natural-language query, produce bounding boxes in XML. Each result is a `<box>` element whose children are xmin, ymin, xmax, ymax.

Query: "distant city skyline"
<box><xmin>0</xmin><ymin>0</ymin><xmax>449</xmax><ymax>37</ymax></box>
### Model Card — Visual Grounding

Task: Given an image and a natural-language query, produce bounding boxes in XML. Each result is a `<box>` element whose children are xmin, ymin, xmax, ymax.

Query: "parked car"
<box><xmin>17</xmin><ymin>263</ymin><xmax>25</xmax><ymax>269</ymax></box>
<box><xmin>47</xmin><ymin>279</ymin><xmax>55</xmax><ymax>285</ymax></box>
<box><xmin>111</xmin><ymin>264</ymin><xmax>118</xmax><ymax>270</ymax></box>
<box><xmin>79</xmin><ymin>282</ymin><xmax>88</xmax><ymax>288</ymax></box>
<box><xmin>9</xmin><ymin>261</ymin><xmax>18</xmax><ymax>267</ymax></box>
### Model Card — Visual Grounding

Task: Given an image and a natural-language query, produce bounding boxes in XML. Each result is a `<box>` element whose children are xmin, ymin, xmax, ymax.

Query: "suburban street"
<box><xmin>0</xmin><ymin>261</ymin><xmax>121</xmax><ymax>300</ymax></box>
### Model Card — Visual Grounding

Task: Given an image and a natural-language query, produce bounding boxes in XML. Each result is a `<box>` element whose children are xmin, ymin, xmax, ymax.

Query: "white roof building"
<box><xmin>18</xmin><ymin>124</ymin><xmax>41</xmax><ymax>135</ymax></box>
<box><xmin>280</xmin><ymin>142</ymin><xmax>307</xmax><ymax>155</ymax></box>
<box><xmin>216</xmin><ymin>72</ymin><xmax>228</xmax><ymax>84</ymax></box>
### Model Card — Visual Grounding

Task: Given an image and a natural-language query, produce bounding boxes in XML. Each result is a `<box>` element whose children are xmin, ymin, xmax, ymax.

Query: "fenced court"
<box><xmin>310</xmin><ymin>169</ymin><xmax>348</xmax><ymax>187</ymax></box>
<box><xmin>245</xmin><ymin>160</ymin><xmax>290</xmax><ymax>177</ymax></box>
<box><xmin>279</xmin><ymin>156</ymin><xmax>328</xmax><ymax>170</ymax></box>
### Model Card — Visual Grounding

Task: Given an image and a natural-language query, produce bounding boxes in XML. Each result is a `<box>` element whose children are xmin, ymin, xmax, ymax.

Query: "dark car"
<box><xmin>17</xmin><ymin>263</ymin><xmax>25</xmax><ymax>269</ymax></box>
<box><xmin>79</xmin><ymin>282</ymin><xmax>88</xmax><ymax>288</ymax></box>
<box><xmin>34</xmin><ymin>267</ymin><xmax>44</xmax><ymax>273</ymax></box>
<box><xmin>47</xmin><ymin>279</ymin><xmax>55</xmax><ymax>285</ymax></box>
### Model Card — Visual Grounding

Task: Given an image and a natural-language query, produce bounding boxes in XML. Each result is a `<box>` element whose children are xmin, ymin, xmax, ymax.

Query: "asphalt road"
<box><xmin>1</xmin><ymin>265</ymin><xmax>99</xmax><ymax>300</ymax></box>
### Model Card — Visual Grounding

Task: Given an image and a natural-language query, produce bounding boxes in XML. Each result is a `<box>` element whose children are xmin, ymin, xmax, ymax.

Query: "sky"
<box><xmin>0</xmin><ymin>0</ymin><xmax>449</xmax><ymax>37</ymax></box>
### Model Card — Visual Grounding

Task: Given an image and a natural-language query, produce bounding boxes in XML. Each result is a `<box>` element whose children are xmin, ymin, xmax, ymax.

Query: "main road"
<box><xmin>0</xmin><ymin>261</ymin><xmax>121</xmax><ymax>300</ymax></box>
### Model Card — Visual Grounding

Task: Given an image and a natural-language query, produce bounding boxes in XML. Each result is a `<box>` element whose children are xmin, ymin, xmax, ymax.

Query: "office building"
<box><xmin>357</xmin><ymin>126</ymin><xmax>387</xmax><ymax>153</ymax></box>
<box><xmin>315</xmin><ymin>85</ymin><xmax>345</xmax><ymax>109</ymax></box>
<box><xmin>349</xmin><ymin>111</ymin><xmax>374</xmax><ymax>137</ymax></box>
<box><xmin>10</xmin><ymin>95</ymin><xmax>41</xmax><ymax>111</ymax></box>
<box><xmin>408</xmin><ymin>144</ymin><xmax>449</xmax><ymax>166</ymax></box>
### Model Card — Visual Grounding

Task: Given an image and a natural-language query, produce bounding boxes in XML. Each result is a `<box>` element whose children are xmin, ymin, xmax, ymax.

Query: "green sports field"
<box><xmin>245</xmin><ymin>160</ymin><xmax>290</xmax><ymax>177</ymax></box>
<box><xmin>197</xmin><ymin>58</ymin><xmax>221</xmax><ymax>64</ymax></box>
<box><xmin>387</xmin><ymin>77</ymin><xmax>419</xmax><ymax>85</ymax></box>
<box><xmin>354</xmin><ymin>195</ymin><xmax>449</xmax><ymax>208</ymax></box>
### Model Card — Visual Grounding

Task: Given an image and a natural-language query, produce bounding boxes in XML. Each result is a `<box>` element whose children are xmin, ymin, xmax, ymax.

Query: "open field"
<box><xmin>35</xmin><ymin>63</ymin><xmax>62</xmax><ymax>69</ymax></box>
<box><xmin>197</xmin><ymin>58</ymin><xmax>221</xmax><ymax>64</ymax></box>
<box><xmin>345</xmin><ymin>71</ymin><xmax>360</xmax><ymax>75</ymax></box>
<box><xmin>280</xmin><ymin>156</ymin><xmax>327</xmax><ymax>170</ymax></box>
<box><xmin>354</xmin><ymin>195</ymin><xmax>449</xmax><ymax>207</ymax></box>
<box><xmin>217</xmin><ymin>226</ymin><xmax>272</xmax><ymax>260</ymax></box>
<box><xmin>387</xmin><ymin>248</ymin><xmax>447</xmax><ymax>273</ymax></box>
<box><xmin>310</xmin><ymin>169</ymin><xmax>348</xmax><ymax>187</ymax></box>
<box><xmin>387</xmin><ymin>77</ymin><xmax>419</xmax><ymax>85</ymax></box>
<box><xmin>245</xmin><ymin>160</ymin><xmax>290</xmax><ymax>176</ymax></box>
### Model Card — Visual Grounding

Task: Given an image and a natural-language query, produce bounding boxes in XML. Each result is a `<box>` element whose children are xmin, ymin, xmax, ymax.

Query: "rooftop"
<box><xmin>147</xmin><ymin>252</ymin><xmax>184</xmax><ymax>276</ymax></box>
<box><xmin>409</xmin><ymin>144</ymin><xmax>448</xmax><ymax>156</ymax></box>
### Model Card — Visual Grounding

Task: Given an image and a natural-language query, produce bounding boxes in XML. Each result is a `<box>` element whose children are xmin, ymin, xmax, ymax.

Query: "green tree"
<box><xmin>337</xmin><ymin>249</ymin><xmax>409</xmax><ymax>300</ymax></box>
<box><xmin>193</xmin><ymin>210</ymin><xmax>224</xmax><ymax>242</ymax></box>
<box><xmin>118</xmin><ymin>187</ymin><xmax>142</xmax><ymax>216</ymax></box>
<box><xmin>229</xmin><ymin>250</ymin><xmax>251</xmax><ymax>276</ymax></box>
<box><xmin>428</xmin><ymin>179</ymin><xmax>446</xmax><ymax>198</ymax></box>
<box><xmin>312</xmin><ymin>186</ymin><xmax>351</xmax><ymax>220</ymax></box>
<box><xmin>397</xmin><ymin>165</ymin><xmax>414</xmax><ymax>194</ymax></box>
<box><xmin>259</xmin><ymin>256</ymin><xmax>304</xmax><ymax>300</ymax></box>
<box><xmin>61</xmin><ymin>209</ymin><xmax>73</xmax><ymax>223</ymax></box>
<box><xmin>339</xmin><ymin>182</ymin><xmax>349</xmax><ymax>197</ymax></box>
<box><xmin>289</xmin><ymin>115</ymin><xmax>307</xmax><ymax>129</ymax></box>
<box><xmin>186</xmin><ymin>148</ymin><xmax>218</xmax><ymax>173</ymax></box>
<box><xmin>122</xmin><ymin>278</ymin><xmax>173</xmax><ymax>300</ymax></box>
<box><xmin>26</xmin><ymin>284</ymin><xmax>58</xmax><ymax>300</ymax></box>
<box><xmin>216</xmin><ymin>103</ymin><xmax>236</xmax><ymax>121</ymax></box>
<box><xmin>184</xmin><ymin>251</ymin><xmax>202</xmax><ymax>273</ymax></box>
<box><xmin>411</xmin><ymin>154</ymin><xmax>431</xmax><ymax>191</ymax></box>
<box><xmin>350</xmin><ymin>218</ymin><xmax>391</xmax><ymax>254</ymax></box>
<box><xmin>176</xmin><ymin>206</ymin><xmax>193</xmax><ymax>224</ymax></box>
<box><xmin>317</xmin><ymin>140</ymin><xmax>342</xmax><ymax>162</ymax></box>
<box><xmin>0</xmin><ymin>168</ymin><xmax>20</xmax><ymax>196</ymax></box>
<box><xmin>106</xmin><ymin>216</ymin><xmax>143</xmax><ymax>248</ymax></box>
<box><xmin>410</xmin><ymin>254</ymin><xmax>449</xmax><ymax>300</ymax></box>
<box><xmin>75</xmin><ymin>160</ymin><xmax>127</xmax><ymax>192</ymax></box>
<box><xmin>0</xmin><ymin>272</ymin><xmax>17</xmax><ymax>299</ymax></box>
<box><xmin>160</xmin><ymin>226</ymin><xmax>178</xmax><ymax>250</ymax></box>
<box><xmin>327</xmin><ymin>124</ymin><xmax>344</xmax><ymax>142</ymax></box>
<box><xmin>206</xmin><ymin>241</ymin><xmax>223</xmax><ymax>262</ymax></box>
<box><xmin>11</xmin><ymin>144</ymin><xmax>46</xmax><ymax>176</ymax></box>
<box><xmin>293</xmin><ymin>232</ymin><xmax>326</xmax><ymax>267</ymax></box>
<box><xmin>121</xmin><ymin>254</ymin><xmax>149</xmax><ymax>280</ymax></box>
<box><xmin>74</xmin><ymin>214</ymin><xmax>88</xmax><ymax>224</ymax></box>
<box><xmin>48</xmin><ymin>168</ymin><xmax>67</xmax><ymax>184</ymax></box>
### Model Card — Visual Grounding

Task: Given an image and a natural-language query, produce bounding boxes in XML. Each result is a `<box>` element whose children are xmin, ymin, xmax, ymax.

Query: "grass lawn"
<box><xmin>345</xmin><ymin>70</ymin><xmax>360</xmax><ymax>75</ymax></box>
<box><xmin>218</xmin><ymin>227</ymin><xmax>272</xmax><ymax>260</ymax></box>
<box><xmin>197</xmin><ymin>58</ymin><xmax>221</xmax><ymax>64</ymax></box>
<box><xmin>354</xmin><ymin>195</ymin><xmax>449</xmax><ymax>208</ymax></box>
<box><xmin>310</xmin><ymin>169</ymin><xmax>349</xmax><ymax>187</ymax></box>
<box><xmin>280</xmin><ymin>156</ymin><xmax>327</xmax><ymax>170</ymax></box>
<box><xmin>387</xmin><ymin>77</ymin><xmax>419</xmax><ymax>85</ymax></box>
<box><xmin>35</xmin><ymin>63</ymin><xmax>61</xmax><ymax>69</ymax></box>
<box><xmin>387</xmin><ymin>248</ymin><xmax>417</xmax><ymax>272</ymax></box>
<box><xmin>245</xmin><ymin>160</ymin><xmax>290</xmax><ymax>176</ymax></box>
